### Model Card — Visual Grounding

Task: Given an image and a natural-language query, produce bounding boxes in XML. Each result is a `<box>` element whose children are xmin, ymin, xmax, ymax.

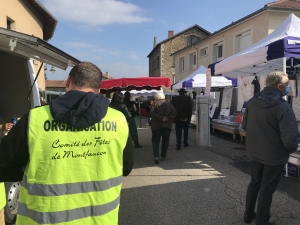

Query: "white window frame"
<box><xmin>199</xmin><ymin>45</ymin><xmax>209</xmax><ymax>58</ymax></box>
<box><xmin>212</xmin><ymin>38</ymin><xmax>225</xmax><ymax>63</ymax></box>
<box><xmin>189</xmin><ymin>51</ymin><xmax>197</xmax><ymax>70</ymax></box>
<box><xmin>179</xmin><ymin>57</ymin><xmax>185</xmax><ymax>72</ymax></box>
<box><xmin>233</xmin><ymin>25</ymin><xmax>253</xmax><ymax>54</ymax></box>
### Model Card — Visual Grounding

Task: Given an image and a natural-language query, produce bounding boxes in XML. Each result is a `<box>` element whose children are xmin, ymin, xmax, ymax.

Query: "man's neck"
<box><xmin>67</xmin><ymin>87</ymin><xmax>98</xmax><ymax>94</ymax></box>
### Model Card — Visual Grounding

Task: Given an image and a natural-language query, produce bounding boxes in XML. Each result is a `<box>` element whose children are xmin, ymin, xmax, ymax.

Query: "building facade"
<box><xmin>0</xmin><ymin>0</ymin><xmax>57</xmax><ymax>90</ymax></box>
<box><xmin>147</xmin><ymin>26</ymin><xmax>211</xmax><ymax>89</ymax></box>
<box><xmin>172</xmin><ymin>0</ymin><xmax>300</xmax><ymax>111</ymax></box>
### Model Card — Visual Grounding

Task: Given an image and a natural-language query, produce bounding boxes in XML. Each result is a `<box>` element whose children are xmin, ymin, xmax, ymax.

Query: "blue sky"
<box><xmin>40</xmin><ymin>0</ymin><xmax>272</xmax><ymax>80</ymax></box>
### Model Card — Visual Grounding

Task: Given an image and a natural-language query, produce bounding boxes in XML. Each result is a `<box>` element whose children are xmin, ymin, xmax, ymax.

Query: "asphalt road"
<box><xmin>119</xmin><ymin>117</ymin><xmax>300</xmax><ymax>225</ymax></box>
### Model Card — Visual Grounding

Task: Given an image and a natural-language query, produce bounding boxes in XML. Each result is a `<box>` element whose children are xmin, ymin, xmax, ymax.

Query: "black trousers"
<box><xmin>245</xmin><ymin>161</ymin><xmax>284</xmax><ymax>225</ymax></box>
<box><xmin>151</xmin><ymin>127</ymin><xmax>171</xmax><ymax>158</ymax></box>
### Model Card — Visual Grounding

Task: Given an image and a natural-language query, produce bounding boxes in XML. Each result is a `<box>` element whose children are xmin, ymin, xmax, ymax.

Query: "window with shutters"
<box><xmin>179</xmin><ymin>57</ymin><xmax>185</xmax><ymax>72</ymax></box>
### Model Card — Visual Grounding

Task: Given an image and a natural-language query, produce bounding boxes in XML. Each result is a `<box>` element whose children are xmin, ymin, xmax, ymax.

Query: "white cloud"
<box><xmin>43</xmin><ymin>0</ymin><xmax>152</xmax><ymax>27</ymax></box>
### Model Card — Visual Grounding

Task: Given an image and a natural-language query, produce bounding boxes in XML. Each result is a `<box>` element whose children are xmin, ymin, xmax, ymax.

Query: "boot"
<box><xmin>134</xmin><ymin>141</ymin><xmax>143</xmax><ymax>148</ymax></box>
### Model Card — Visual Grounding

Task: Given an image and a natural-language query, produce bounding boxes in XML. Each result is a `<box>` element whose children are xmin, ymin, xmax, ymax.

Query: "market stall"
<box><xmin>172</xmin><ymin>65</ymin><xmax>233</xmax><ymax>89</ymax></box>
<box><xmin>206</xmin><ymin>13</ymin><xmax>300</xmax><ymax>179</ymax></box>
<box><xmin>172</xmin><ymin>65</ymin><xmax>234</xmax><ymax>128</ymax></box>
<box><xmin>101</xmin><ymin>77</ymin><xmax>170</xmax><ymax>127</ymax></box>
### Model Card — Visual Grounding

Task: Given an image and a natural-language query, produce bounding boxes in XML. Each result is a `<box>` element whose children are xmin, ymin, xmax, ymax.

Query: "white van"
<box><xmin>0</xmin><ymin>27</ymin><xmax>79</xmax><ymax>224</ymax></box>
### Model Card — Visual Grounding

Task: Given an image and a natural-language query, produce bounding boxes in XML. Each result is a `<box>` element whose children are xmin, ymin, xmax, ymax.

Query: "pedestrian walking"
<box><xmin>124</xmin><ymin>91</ymin><xmax>143</xmax><ymax>148</ymax></box>
<box><xmin>0</xmin><ymin>62</ymin><xmax>134</xmax><ymax>225</ymax></box>
<box><xmin>242</xmin><ymin>71</ymin><xmax>299</xmax><ymax>225</ymax></box>
<box><xmin>172</xmin><ymin>88</ymin><xmax>193</xmax><ymax>150</ymax></box>
<box><xmin>109</xmin><ymin>91</ymin><xmax>132</xmax><ymax>122</ymax></box>
<box><xmin>192</xmin><ymin>89</ymin><xmax>197</xmax><ymax>102</ymax></box>
<box><xmin>150</xmin><ymin>92</ymin><xmax>177</xmax><ymax>164</ymax></box>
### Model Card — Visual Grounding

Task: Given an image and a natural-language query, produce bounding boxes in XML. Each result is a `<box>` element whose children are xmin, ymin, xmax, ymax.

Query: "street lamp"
<box><xmin>50</xmin><ymin>66</ymin><xmax>56</xmax><ymax>74</ymax></box>
<box><xmin>171</xmin><ymin>72</ymin><xmax>175</xmax><ymax>84</ymax></box>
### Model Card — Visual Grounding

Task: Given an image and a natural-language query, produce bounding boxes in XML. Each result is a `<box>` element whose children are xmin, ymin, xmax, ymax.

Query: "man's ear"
<box><xmin>66</xmin><ymin>76</ymin><xmax>71</xmax><ymax>88</ymax></box>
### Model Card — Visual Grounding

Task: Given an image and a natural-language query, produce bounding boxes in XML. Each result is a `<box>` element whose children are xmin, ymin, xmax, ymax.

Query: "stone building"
<box><xmin>147</xmin><ymin>25</ymin><xmax>211</xmax><ymax>88</ymax></box>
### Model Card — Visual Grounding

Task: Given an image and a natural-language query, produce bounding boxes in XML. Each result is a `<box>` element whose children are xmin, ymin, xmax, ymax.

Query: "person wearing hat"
<box><xmin>172</xmin><ymin>88</ymin><xmax>193</xmax><ymax>150</ymax></box>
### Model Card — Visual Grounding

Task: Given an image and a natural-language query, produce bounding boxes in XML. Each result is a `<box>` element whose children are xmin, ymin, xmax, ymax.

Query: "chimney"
<box><xmin>106</xmin><ymin>72</ymin><xmax>109</xmax><ymax>78</ymax></box>
<box><xmin>153</xmin><ymin>37</ymin><xmax>157</xmax><ymax>48</ymax></box>
<box><xmin>168</xmin><ymin>30</ymin><xmax>174</xmax><ymax>38</ymax></box>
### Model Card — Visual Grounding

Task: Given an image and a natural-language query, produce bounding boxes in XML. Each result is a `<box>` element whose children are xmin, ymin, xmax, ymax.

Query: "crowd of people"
<box><xmin>107</xmin><ymin>87</ymin><xmax>194</xmax><ymax>164</ymax></box>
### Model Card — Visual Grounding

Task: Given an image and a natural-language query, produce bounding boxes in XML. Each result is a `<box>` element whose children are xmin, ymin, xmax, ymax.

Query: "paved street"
<box><xmin>119</xmin><ymin>117</ymin><xmax>300</xmax><ymax>225</ymax></box>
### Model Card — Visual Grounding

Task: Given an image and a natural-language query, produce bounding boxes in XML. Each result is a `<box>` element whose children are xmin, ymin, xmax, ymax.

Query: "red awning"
<box><xmin>100</xmin><ymin>77</ymin><xmax>170</xmax><ymax>94</ymax></box>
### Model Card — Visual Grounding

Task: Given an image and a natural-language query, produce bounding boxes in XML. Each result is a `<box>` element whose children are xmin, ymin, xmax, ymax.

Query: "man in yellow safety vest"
<box><xmin>0</xmin><ymin>62</ymin><xmax>134</xmax><ymax>225</ymax></box>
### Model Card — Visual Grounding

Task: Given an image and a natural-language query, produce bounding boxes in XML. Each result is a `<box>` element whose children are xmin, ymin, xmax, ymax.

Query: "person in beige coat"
<box><xmin>150</xmin><ymin>92</ymin><xmax>177</xmax><ymax>164</ymax></box>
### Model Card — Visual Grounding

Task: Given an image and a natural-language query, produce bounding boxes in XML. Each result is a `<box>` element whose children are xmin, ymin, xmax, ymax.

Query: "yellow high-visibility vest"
<box><xmin>0</xmin><ymin>183</ymin><xmax>5</xmax><ymax>210</ymax></box>
<box><xmin>16</xmin><ymin>105</ymin><xmax>128</xmax><ymax>225</ymax></box>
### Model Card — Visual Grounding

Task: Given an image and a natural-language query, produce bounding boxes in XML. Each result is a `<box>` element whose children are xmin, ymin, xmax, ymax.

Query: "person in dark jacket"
<box><xmin>124</xmin><ymin>91</ymin><xmax>143</xmax><ymax>148</ymax></box>
<box><xmin>0</xmin><ymin>62</ymin><xmax>134</xmax><ymax>182</ymax></box>
<box><xmin>109</xmin><ymin>91</ymin><xmax>131</xmax><ymax>123</ymax></box>
<box><xmin>150</xmin><ymin>92</ymin><xmax>177</xmax><ymax>164</ymax></box>
<box><xmin>242</xmin><ymin>71</ymin><xmax>299</xmax><ymax>225</ymax></box>
<box><xmin>172</xmin><ymin>88</ymin><xmax>193</xmax><ymax>150</ymax></box>
<box><xmin>146</xmin><ymin>99</ymin><xmax>154</xmax><ymax>123</ymax></box>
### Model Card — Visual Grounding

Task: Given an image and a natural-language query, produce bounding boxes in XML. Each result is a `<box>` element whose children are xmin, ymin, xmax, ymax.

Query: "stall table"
<box><xmin>211</xmin><ymin>123</ymin><xmax>239</xmax><ymax>140</ymax></box>
<box><xmin>239</xmin><ymin>130</ymin><xmax>246</xmax><ymax>141</ymax></box>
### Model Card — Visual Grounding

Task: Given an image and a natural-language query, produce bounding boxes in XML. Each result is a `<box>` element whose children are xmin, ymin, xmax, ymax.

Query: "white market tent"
<box><xmin>207</xmin><ymin>13</ymin><xmax>300</xmax><ymax>79</ymax></box>
<box><xmin>173</xmin><ymin>65</ymin><xmax>232</xmax><ymax>90</ymax></box>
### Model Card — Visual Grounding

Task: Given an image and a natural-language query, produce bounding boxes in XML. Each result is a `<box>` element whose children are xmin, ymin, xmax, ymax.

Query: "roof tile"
<box><xmin>46</xmin><ymin>80</ymin><xmax>66</xmax><ymax>88</ymax></box>
<box><xmin>266</xmin><ymin>0</ymin><xmax>300</xmax><ymax>8</ymax></box>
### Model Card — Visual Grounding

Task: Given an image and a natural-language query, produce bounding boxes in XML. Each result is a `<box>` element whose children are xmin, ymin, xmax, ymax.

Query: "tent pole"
<box><xmin>283</xmin><ymin>57</ymin><xmax>289</xmax><ymax>177</ymax></box>
<box><xmin>139</xmin><ymin>97</ymin><xmax>142</xmax><ymax>128</ymax></box>
<box><xmin>283</xmin><ymin>57</ymin><xmax>287</xmax><ymax>101</ymax></box>
<box><xmin>283</xmin><ymin>57</ymin><xmax>286</xmax><ymax>74</ymax></box>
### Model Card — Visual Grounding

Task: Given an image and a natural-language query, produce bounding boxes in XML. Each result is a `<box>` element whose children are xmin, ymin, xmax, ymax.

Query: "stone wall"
<box><xmin>149</xmin><ymin>45</ymin><xmax>161</xmax><ymax>77</ymax></box>
<box><xmin>161</xmin><ymin>27</ymin><xmax>210</xmax><ymax>91</ymax></box>
<box><xmin>148</xmin><ymin>27</ymin><xmax>210</xmax><ymax>91</ymax></box>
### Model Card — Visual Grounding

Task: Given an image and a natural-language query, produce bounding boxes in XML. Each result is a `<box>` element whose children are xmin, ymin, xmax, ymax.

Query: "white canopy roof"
<box><xmin>208</xmin><ymin>13</ymin><xmax>300</xmax><ymax>78</ymax></box>
<box><xmin>173</xmin><ymin>65</ymin><xmax>232</xmax><ymax>89</ymax></box>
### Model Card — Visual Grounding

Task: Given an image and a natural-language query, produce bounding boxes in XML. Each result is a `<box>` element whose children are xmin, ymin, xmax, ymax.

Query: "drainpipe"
<box><xmin>192</xmin><ymin>45</ymin><xmax>198</xmax><ymax>69</ymax></box>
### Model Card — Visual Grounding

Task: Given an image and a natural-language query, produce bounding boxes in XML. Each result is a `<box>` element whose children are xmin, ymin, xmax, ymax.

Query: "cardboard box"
<box><xmin>283</xmin><ymin>163</ymin><xmax>300</xmax><ymax>180</ymax></box>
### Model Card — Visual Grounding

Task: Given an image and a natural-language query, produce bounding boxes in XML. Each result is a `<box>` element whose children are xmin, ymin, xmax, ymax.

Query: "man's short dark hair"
<box><xmin>69</xmin><ymin>62</ymin><xmax>102</xmax><ymax>91</ymax></box>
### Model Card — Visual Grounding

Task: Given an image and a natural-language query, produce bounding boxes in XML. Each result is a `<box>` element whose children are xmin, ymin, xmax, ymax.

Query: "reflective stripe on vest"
<box><xmin>17</xmin><ymin>105</ymin><xmax>128</xmax><ymax>225</ymax></box>
<box><xmin>0</xmin><ymin>183</ymin><xmax>5</xmax><ymax>209</ymax></box>
<box><xmin>22</xmin><ymin>174</ymin><xmax>122</xmax><ymax>196</ymax></box>
<box><xmin>18</xmin><ymin>196</ymin><xmax>120</xmax><ymax>224</ymax></box>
